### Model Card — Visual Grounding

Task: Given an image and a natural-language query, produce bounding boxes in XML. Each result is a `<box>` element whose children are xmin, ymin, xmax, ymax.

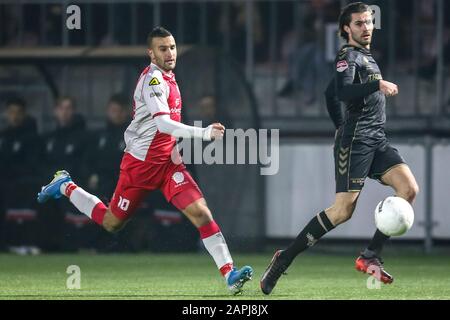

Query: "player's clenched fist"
<box><xmin>204</xmin><ymin>122</ymin><xmax>225</xmax><ymax>140</ymax></box>
<box><xmin>379</xmin><ymin>80</ymin><xmax>398</xmax><ymax>97</ymax></box>
<box><xmin>210</xmin><ymin>122</ymin><xmax>226</xmax><ymax>140</ymax></box>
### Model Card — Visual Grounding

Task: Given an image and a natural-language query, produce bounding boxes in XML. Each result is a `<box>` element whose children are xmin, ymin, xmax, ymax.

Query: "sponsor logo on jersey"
<box><xmin>336</xmin><ymin>60</ymin><xmax>349</xmax><ymax>72</ymax></box>
<box><xmin>368</xmin><ymin>74</ymin><xmax>382</xmax><ymax>82</ymax></box>
<box><xmin>150</xmin><ymin>92</ymin><xmax>162</xmax><ymax>98</ymax></box>
<box><xmin>170</xmin><ymin>108</ymin><xmax>181</xmax><ymax>114</ymax></box>
<box><xmin>149</xmin><ymin>77</ymin><xmax>160</xmax><ymax>86</ymax></box>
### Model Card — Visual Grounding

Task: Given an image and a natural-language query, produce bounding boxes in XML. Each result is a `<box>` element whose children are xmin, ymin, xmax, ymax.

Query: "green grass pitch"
<box><xmin>1</xmin><ymin>252</ymin><xmax>449</xmax><ymax>299</ymax></box>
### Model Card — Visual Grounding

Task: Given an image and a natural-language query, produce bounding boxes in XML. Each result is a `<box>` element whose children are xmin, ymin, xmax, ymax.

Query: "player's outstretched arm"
<box><xmin>142</xmin><ymin>70</ymin><xmax>225</xmax><ymax>141</ymax></box>
<box><xmin>154</xmin><ymin>114</ymin><xmax>225</xmax><ymax>141</ymax></box>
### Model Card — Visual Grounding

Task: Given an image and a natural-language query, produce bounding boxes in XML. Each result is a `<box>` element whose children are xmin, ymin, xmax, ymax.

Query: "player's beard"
<box><xmin>154</xmin><ymin>57</ymin><xmax>176</xmax><ymax>72</ymax></box>
<box><xmin>352</xmin><ymin>31</ymin><xmax>372</xmax><ymax>48</ymax></box>
<box><xmin>163</xmin><ymin>60</ymin><xmax>176</xmax><ymax>71</ymax></box>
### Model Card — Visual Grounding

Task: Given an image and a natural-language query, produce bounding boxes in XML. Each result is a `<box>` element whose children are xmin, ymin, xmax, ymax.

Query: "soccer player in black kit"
<box><xmin>260</xmin><ymin>2</ymin><xmax>419</xmax><ymax>295</ymax></box>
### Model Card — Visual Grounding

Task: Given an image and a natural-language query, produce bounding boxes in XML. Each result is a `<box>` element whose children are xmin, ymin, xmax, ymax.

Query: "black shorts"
<box><xmin>334</xmin><ymin>134</ymin><xmax>405</xmax><ymax>193</ymax></box>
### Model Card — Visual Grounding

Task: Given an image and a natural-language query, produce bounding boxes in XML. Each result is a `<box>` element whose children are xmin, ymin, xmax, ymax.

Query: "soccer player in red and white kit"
<box><xmin>37</xmin><ymin>27</ymin><xmax>253</xmax><ymax>294</ymax></box>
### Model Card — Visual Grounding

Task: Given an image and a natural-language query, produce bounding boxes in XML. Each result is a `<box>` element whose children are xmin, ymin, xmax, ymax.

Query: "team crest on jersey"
<box><xmin>336</xmin><ymin>60</ymin><xmax>348</xmax><ymax>72</ymax></box>
<box><xmin>149</xmin><ymin>77</ymin><xmax>160</xmax><ymax>86</ymax></box>
<box><xmin>172</xmin><ymin>172</ymin><xmax>185</xmax><ymax>184</ymax></box>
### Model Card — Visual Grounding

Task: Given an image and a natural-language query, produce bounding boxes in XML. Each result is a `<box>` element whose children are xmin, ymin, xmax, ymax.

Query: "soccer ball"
<box><xmin>374</xmin><ymin>196</ymin><xmax>414</xmax><ymax>236</ymax></box>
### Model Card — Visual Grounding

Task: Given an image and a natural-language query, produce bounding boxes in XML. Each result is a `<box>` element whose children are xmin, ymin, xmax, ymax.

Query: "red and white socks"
<box><xmin>198</xmin><ymin>220</ymin><xmax>234</xmax><ymax>280</ymax></box>
<box><xmin>60</xmin><ymin>182</ymin><xmax>107</xmax><ymax>225</ymax></box>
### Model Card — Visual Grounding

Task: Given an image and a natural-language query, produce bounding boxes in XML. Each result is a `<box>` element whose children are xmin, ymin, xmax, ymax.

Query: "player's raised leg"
<box><xmin>261</xmin><ymin>192</ymin><xmax>359</xmax><ymax>295</ymax></box>
<box><xmin>171</xmin><ymin>189</ymin><xmax>253</xmax><ymax>295</ymax></box>
<box><xmin>380</xmin><ymin>164</ymin><xmax>419</xmax><ymax>204</ymax></box>
<box><xmin>356</xmin><ymin>164</ymin><xmax>419</xmax><ymax>283</ymax></box>
<box><xmin>37</xmin><ymin>170</ymin><xmax>128</xmax><ymax>233</ymax></box>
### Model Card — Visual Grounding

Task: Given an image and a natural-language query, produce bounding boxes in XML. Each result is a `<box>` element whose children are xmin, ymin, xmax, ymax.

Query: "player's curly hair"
<box><xmin>338</xmin><ymin>2</ymin><xmax>372</xmax><ymax>41</ymax></box>
<box><xmin>147</xmin><ymin>26</ymin><xmax>172</xmax><ymax>48</ymax></box>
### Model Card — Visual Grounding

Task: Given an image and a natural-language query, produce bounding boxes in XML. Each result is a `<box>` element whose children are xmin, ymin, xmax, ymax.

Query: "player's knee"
<box><xmin>103</xmin><ymin>222</ymin><xmax>121</xmax><ymax>233</ymax></box>
<box><xmin>191</xmin><ymin>206</ymin><xmax>211</xmax><ymax>223</ymax></box>
<box><xmin>328</xmin><ymin>202</ymin><xmax>356</xmax><ymax>225</ymax></box>
<box><xmin>102</xmin><ymin>216</ymin><xmax>125</xmax><ymax>233</ymax></box>
<box><xmin>402</xmin><ymin>182</ymin><xmax>419</xmax><ymax>203</ymax></box>
<box><xmin>184</xmin><ymin>200</ymin><xmax>212</xmax><ymax>226</ymax></box>
<box><xmin>335</xmin><ymin>209</ymin><xmax>353</xmax><ymax>225</ymax></box>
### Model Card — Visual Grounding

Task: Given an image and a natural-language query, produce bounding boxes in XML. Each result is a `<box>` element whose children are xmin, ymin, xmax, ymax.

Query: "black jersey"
<box><xmin>325</xmin><ymin>44</ymin><xmax>386</xmax><ymax>146</ymax></box>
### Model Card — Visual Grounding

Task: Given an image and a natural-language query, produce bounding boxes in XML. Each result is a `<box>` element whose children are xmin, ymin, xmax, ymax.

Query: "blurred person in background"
<box><xmin>278</xmin><ymin>0</ymin><xmax>338</xmax><ymax>105</ymax></box>
<box><xmin>84</xmin><ymin>94</ymin><xmax>130</xmax><ymax>201</ymax></box>
<box><xmin>39</xmin><ymin>96</ymin><xmax>88</xmax><ymax>251</ymax></box>
<box><xmin>42</xmin><ymin>96</ymin><xmax>87</xmax><ymax>183</ymax></box>
<box><xmin>219</xmin><ymin>2</ymin><xmax>265</xmax><ymax>63</ymax></box>
<box><xmin>81</xmin><ymin>94</ymin><xmax>132</xmax><ymax>252</ymax></box>
<box><xmin>0</xmin><ymin>97</ymin><xmax>41</xmax><ymax>254</ymax></box>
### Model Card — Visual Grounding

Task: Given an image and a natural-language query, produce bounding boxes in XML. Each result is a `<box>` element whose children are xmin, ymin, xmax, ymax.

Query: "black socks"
<box><xmin>364</xmin><ymin>229</ymin><xmax>390</xmax><ymax>257</ymax></box>
<box><xmin>280</xmin><ymin>211</ymin><xmax>335</xmax><ymax>263</ymax></box>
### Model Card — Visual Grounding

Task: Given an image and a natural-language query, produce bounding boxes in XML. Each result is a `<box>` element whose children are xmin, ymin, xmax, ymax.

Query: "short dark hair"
<box><xmin>108</xmin><ymin>93</ymin><xmax>129</xmax><ymax>109</ymax></box>
<box><xmin>147</xmin><ymin>26</ymin><xmax>172</xmax><ymax>48</ymax></box>
<box><xmin>338</xmin><ymin>2</ymin><xmax>372</xmax><ymax>41</ymax></box>
<box><xmin>6</xmin><ymin>96</ymin><xmax>26</xmax><ymax>110</ymax></box>
<box><xmin>55</xmin><ymin>95</ymin><xmax>76</xmax><ymax>108</ymax></box>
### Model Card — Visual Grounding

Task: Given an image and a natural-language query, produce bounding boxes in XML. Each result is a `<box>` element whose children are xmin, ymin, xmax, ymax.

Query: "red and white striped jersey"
<box><xmin>124</xmin><ymin>63</ymin><xmax>182</xmax><ymax>164</ymax></box>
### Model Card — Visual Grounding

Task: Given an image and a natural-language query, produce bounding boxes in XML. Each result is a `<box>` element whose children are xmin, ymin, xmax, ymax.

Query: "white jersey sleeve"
<box><xmin>154</xmin><ymin>114</ymin><xmax>212</xmax><ymax>140</ymax></box>
<box><xmin>142</xmin><ymin>69</ymin><xmax>170</xmax><ymax>118</ymax></box>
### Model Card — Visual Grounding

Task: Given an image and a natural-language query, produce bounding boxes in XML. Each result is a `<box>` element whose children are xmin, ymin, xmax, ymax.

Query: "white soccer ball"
<box><xmin>374</xmin><ymin>196</ymin><xmax>414</xmax><ymax>236</ymax></box>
